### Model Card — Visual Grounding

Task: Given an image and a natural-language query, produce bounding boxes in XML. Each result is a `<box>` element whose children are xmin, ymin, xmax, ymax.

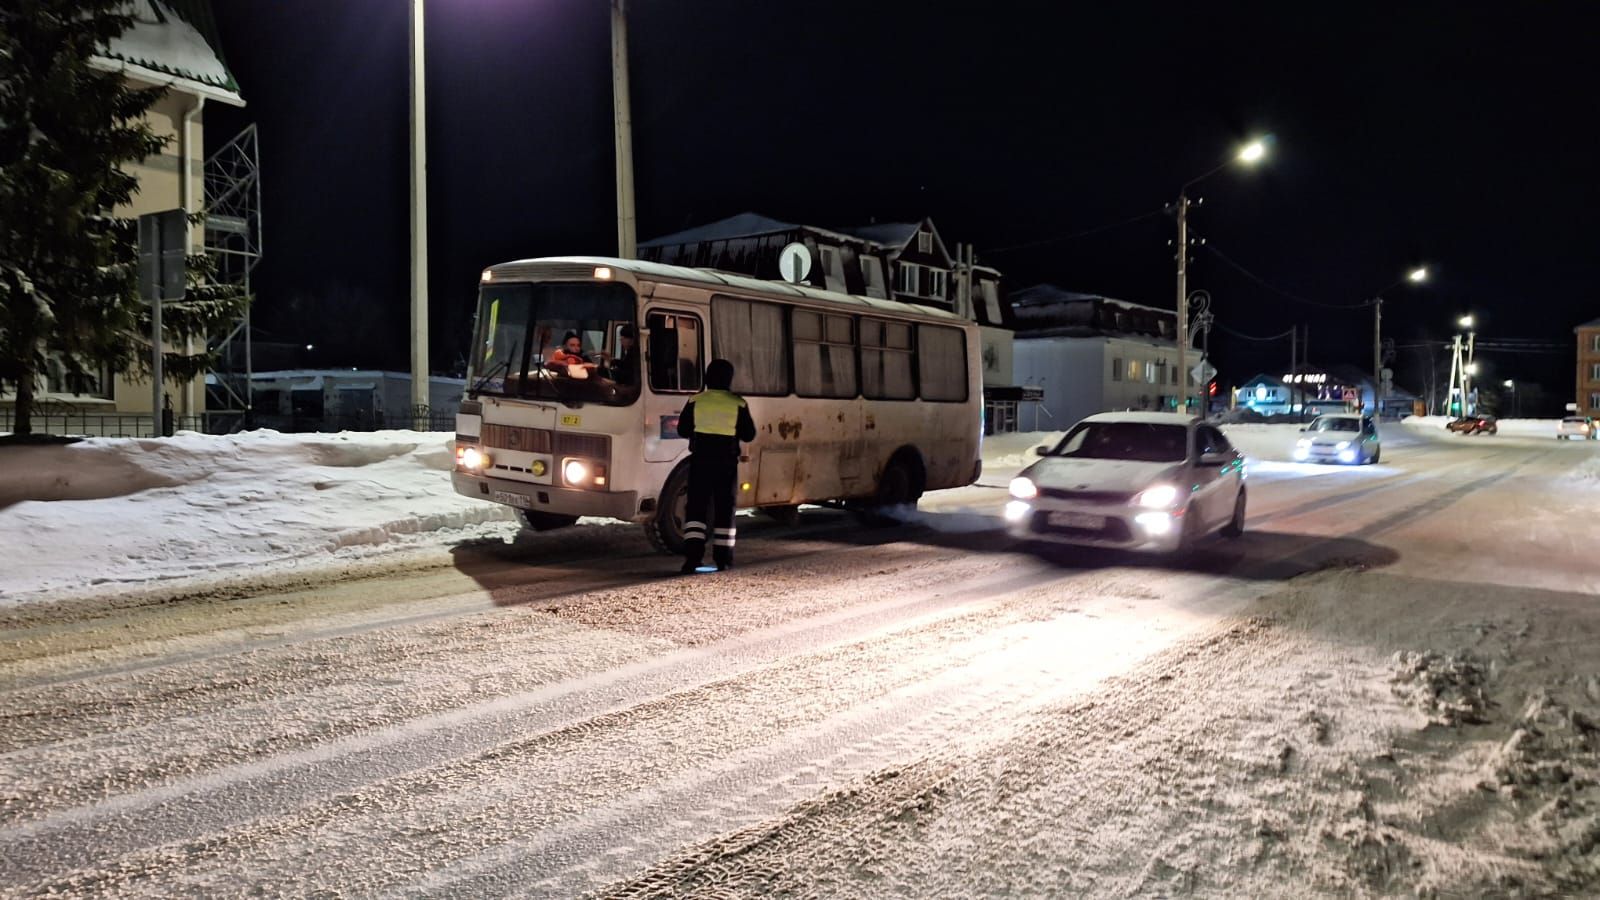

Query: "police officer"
<box><xmin>677</xmin><ymin>358</ymin><xmax>757</xmax><ymax>573</ymax></box>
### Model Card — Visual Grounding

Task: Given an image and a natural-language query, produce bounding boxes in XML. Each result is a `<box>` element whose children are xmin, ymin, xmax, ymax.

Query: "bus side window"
<box><xmin>648</xmin><ymin>312</ymin><xmax>702</xmax><ymax>393</ymax></box>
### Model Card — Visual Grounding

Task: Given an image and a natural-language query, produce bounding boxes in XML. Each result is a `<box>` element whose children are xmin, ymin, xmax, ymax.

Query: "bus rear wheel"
<box><xmin>857</xmin><ymin>460</ymin><xmax>919</xmax><ymax>527</ymax></box>
<box><xmin>518</xmin><ymin>510</ymin><xmax>578</xmax><ymax>532</ymax></box>
<box><xmin>644</xmin><ymin>464</ymin><xmax>691</xmax><ymax>555</ymax></box>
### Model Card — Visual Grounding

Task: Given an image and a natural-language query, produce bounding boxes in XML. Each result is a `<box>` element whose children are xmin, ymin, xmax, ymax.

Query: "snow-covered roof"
<box><xmin>1010</xmin><ymin>284</ymin><xmax>1167</xmax><ymax>315</ymax></box>
<box><xmin>834</xmin><ymin>222</ymin><xmax>921</xmax><ymax>248</ymax></box>
<box><xmin>638</xmin><ymin>213</ymin><xmax>800</xmax><ymax>248</ymax></box>
<box><xmin>484</xmin><ymin>256</ymin><xmax>970</xmax><ymax>324</ymax></box>
<box><xmin>94</xmin><ymin>0</ymin><xmax>243</xmax><ymax>106</ymax></box>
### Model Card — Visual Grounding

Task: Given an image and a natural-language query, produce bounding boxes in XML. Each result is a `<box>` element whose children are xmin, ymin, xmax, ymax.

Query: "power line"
<box><xmin>1213</xmin><ymin>320</ymin><xmax>1296</xmax><ymax>342</ymax></box>
<box><xmin>984</xmin><ymin>207</ymin><xmax>1166</xmax><ymax>254</ymax></box>
<box><xmin>1199</xmin><ymin>241</ymin><xmax>1371</xmax><ymax>310</ymax></box>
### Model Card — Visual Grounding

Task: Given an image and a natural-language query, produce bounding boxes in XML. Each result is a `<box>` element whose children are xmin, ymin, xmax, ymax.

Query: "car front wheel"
<box><xmin>1221</xmin><ymin>487</ymin><xmax>1246</xmax><ymax>539</ymax></box>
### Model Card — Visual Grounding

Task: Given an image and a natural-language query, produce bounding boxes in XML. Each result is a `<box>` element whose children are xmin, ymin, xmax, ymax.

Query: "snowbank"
<box><xmin>1402</xmin><ymin>415</ymin><xmax>1573</xmax><ymax>438</ymax></box>
<box><xmin>0</xmin><ymin>430</ymin><xmax>518</xmax><ymax>604</ymax></box>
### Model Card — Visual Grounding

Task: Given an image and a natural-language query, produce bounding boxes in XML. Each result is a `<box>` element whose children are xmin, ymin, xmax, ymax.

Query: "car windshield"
<box><xmin>1050</xmin><ymin>422</ymin><xmax>1188</xmax><ymax>463</ymax></box>
<box><xmin>1310</xmin><ymin>417</ymin><xmax>1360</xmax><ymax>433</ymax></box>
<box><xmin>469</xmin><ymin>281</ymin><xmax>640</xmax><ymax>406</ymax></box>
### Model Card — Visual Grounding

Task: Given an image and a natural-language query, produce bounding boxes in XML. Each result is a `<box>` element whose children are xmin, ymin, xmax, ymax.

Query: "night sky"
<box><xmin>205</xmin><ymin>0</ymin><xmax>1599</xmax><ymax>411</ymax></box>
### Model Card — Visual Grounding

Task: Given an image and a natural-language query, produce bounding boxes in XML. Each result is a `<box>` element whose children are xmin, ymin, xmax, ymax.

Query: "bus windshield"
<box><xmin>469</xmin><ymin>281</ymin><xmax>640</xmax><ymax>406</ymax></box>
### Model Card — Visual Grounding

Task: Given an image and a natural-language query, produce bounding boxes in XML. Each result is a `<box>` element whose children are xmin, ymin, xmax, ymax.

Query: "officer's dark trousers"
<box><xmin>683</xmin><ymin>453</ymin><xmax>738</xmax><ymax>568</ymax></box>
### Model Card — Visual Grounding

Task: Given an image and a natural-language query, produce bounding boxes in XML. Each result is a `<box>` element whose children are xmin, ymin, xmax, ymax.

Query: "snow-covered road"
<box><xmin>2</xmin><ymin>423</ymin><xmax>1598</xmax><ymax>896</ymax></box>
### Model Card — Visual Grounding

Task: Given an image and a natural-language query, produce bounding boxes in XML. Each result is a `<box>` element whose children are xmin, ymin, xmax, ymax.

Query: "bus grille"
<box><xmin>482</xmin><ymin>423</ymin><xmax>554</xmax><ymax>453</ymax></box>
<box><xmin>556</xmin><ymin>432</ymin><xmax>610</xmax><ymax>459</ymax></box>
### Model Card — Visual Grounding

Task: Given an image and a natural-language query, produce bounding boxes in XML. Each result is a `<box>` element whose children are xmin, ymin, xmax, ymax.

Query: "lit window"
<box><xmin>927</xmin><ymin>269</ymin><xmax>947</xmax><ymax>299</ymax></box>
<box><xmin>895</xmin><ymin>262</ymin><xmax>921</xmax><ymax>295</ymax></box>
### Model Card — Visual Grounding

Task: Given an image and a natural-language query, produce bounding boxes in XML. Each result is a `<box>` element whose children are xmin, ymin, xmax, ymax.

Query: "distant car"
<box><xmin>1447</xmin><ymin>416</ymin><xmax>1498</xmax><ymax>435</ymax></box>
<box><xmin>1294</xmin><ymin>413</ymin><xmax>1381</xmax><ymax>464</ymax></box>
<box><xmin>1557</xmin><ymin>416</ymin><xmax>1597</xmax><ymax>440</ymax></box>
<box><xmin>1005</xmin><ymin>411</ymin><xmax>1246</xmax><ymax>555</ymax></box>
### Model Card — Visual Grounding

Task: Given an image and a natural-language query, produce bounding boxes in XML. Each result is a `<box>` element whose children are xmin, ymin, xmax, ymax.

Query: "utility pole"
<box><xmin>611</xmin><ymin>0</ymin><xmax>636</xmax><ymax>258</ymax></box>
<box><xmin>1289</xmin><ymin>324</ymin><xmax>1297</xmax><ymax>420</ymax></box>
<box><xmin>409</xmin><ymin>0</ymin><xmax>429</xmax><ymax>429</ymax></box>
<box><xmin>1372</xmin><ymin>296</ymin><xmax>1382</xmax><ymax>416</ymax></box>
<box><xmin>1175</xmin><ymin>193</ymin><xmax>1191</xmax><ymax>415</ymax></box>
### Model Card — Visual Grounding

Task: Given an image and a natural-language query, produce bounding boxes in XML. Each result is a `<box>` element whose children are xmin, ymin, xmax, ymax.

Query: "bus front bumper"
<box><xmin>452</xmin><ymin>470</ymin><xmax>640</xmax><ymax>521</ymax></box>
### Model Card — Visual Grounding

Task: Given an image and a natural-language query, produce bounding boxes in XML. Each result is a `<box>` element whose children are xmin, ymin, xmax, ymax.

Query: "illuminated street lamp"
<box><xmin>1458</xmin><ymin>314</ymin><xmax>1475</xmax><ymax>329</ymax></box>
<box><xmin>1175</xmin><ymin>137</ymin><xmax>1270</xmax><ymax>414</ymax></box>
<box><xmin>1371</xmin><ymin>265</ymin><xmax>1429</xmax><ymax>415</ymax></box>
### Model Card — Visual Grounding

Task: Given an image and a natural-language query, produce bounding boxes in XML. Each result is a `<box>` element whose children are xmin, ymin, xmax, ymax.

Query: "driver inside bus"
<box><xmin>546</xmin><ymin>331</ymin><xmax>594</xmax><ymax>372</ymax></box>
<box><xmin>595</xmin><ymin>325</ymin><xmax>639</xmax><ymax>386</ymax></box>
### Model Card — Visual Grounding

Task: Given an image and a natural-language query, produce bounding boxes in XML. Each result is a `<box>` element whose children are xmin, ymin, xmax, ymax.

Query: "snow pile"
<box><xmin>979</xmin><ymin>430</ymin><xmax>1062</xmax><ymax>471</ymax></box>
<box><xmin>0</xmin><ymin>430</ymin><xmax>517</xmax><ymax>604</ymax></box>
<box><xmin>1402</xmin><ymin>415</ymin><xmax>1572</xmax><ymax>438</ymax></box>
<box><xmin>1391</xmin><ymin>650</ymin><xmax>1492</xmax><ymax>726</ymax></box>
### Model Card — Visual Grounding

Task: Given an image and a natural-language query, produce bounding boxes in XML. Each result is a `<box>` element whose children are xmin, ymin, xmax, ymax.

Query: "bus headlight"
<box><xmin>562</xmin><ymin>458</ymin><xmax>608</xmax><ymax>488</ymax></box>
<box><xmin>457</xmin><ymin>446</ymin><xmax>490</xmax><ymax>471</ymax></box>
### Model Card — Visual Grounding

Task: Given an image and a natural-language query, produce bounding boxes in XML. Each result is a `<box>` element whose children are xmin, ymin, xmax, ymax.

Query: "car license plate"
<box><xmin>491</xmin><ymin>490</ymin><xmax>534</xmax><ymax>510</ymax></box>
<box><xmin>1048</xmin><ymin>511</ymin><xmax>1104</xmax><ymax>529</ymax></box>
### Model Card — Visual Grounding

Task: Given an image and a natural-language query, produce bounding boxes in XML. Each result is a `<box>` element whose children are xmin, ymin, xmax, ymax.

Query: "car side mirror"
<box><xmin>1034</xmin><ymin>446</ymin><xmax>1050</xmax><ymax>457</ymax></box>
<box><xmin>1199</xmin><ymin>451</ymin><xmax>1230</xmax><ymax>467</ymax></box>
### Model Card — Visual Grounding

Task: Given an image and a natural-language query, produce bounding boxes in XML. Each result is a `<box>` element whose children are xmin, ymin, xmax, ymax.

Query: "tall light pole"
<box><xmin>611</xmin><ymin>0</ymin><xmax>636</xmax><ymax>258</ymax></box>
<box><xmin>409</xmin><ymin>0</ymin><xmax>429</xmax><ymax>428</ymax></box>
<box><xmin>1503</xmin><ymin>379</ymin><xmax>1517</xmax><ymax>418</ymax></box>
<box><xmin>1176</xmin><ymin>138</ymin><xmax>1267</xmax><ymax>415</ymax></box>
<box><xmin>1371</xmin><ymin>265</ymin><xmax>1428</xmax><ymax>417</ymax></box>
<box><xmin>1459</xmin><ymin>314</ymin><xmax>1477</xmax><ymax>415</ymax></box>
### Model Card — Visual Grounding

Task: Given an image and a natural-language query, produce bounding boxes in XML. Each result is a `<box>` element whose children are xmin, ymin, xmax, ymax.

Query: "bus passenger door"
<box><xmin>641</xmin><ymin>304</ymin><xmax>705</xmax><ymax>464</ymax></box>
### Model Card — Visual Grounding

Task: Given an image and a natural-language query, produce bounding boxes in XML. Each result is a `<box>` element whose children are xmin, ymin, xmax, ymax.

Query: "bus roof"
<box><xmin>482</xmin><ymin>256</ymin><xmax>973</xmax><ymax>325</ymax></box>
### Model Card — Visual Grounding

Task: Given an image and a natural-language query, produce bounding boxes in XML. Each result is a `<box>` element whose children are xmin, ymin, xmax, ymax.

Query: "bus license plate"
<box><xmin>1048</xmin><ymin>511</ymin><xmax>1104</xmax><ymax>530</ymax></box>
<box><xmin>491</xmin><ymin>490</ymin><xmax>534</xmax><ymax>510</ymax></box>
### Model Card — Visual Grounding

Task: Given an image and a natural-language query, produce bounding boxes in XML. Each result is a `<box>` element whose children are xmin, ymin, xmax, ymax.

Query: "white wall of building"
<box><xmin>1014</xmin><ymin>335</ymin><xmax>1181</xmax><ymax>430</ymax></box>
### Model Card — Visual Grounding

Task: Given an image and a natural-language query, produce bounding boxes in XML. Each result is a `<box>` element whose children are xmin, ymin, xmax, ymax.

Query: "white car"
<box><xmin>1557</xmin><ymin>416</ymin><xmax>1597</xmax><ymax>440</ymax></box>
<box><xmin>1005</xmin><ymin>412</ymin><xmax>1247</xmax><ymax>555</ymax></box>
<box><xmin>1293</xmin><ymin>413</ymin><xmax>1380</xmax><ymax>464</ymax></box>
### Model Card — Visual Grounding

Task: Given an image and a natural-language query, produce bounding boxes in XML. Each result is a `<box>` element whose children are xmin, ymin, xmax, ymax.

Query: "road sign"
<box><xmin>778</xmin><ymin>242</ymin><xmax>812</xmax><ymax>284</ymax></box>
<box><xmin>1191</xmin><ymin>359</ymin><xmax>1216</xmax><ymax>384</ymax></box>
<box><xmin>138</xmin><ymin>209</ymin><xmax>187</xmax><ymax>301</ymax></box>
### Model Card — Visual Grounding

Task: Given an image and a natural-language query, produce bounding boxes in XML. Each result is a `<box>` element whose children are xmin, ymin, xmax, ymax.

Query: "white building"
<box><xmin>247</xmin><ymin>371</ymin><xmax>465</xmax><ymax>432</ymax></box>
<box><xmin>1009</xmin><ymin>286</ymin><xmax>1191</xmax><ymax>432</ymax></box>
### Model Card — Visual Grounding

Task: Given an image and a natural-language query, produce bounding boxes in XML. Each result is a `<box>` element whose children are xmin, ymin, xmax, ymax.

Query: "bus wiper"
<box><xmin>470</xmin><ymin>357</ymin><xmax>511</xmax><ymax>395</ymax></box>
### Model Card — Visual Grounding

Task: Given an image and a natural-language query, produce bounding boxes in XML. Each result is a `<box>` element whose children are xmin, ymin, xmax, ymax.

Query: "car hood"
<box><xmin>1302</xmin><ymin>431</ymin><xmax>1360</xmax><ymax>446</ymax></box>
<box><xmin>1021</xmin><ymin>456</ymin><xmax>1185</xmax><ymax>495</ymax></box>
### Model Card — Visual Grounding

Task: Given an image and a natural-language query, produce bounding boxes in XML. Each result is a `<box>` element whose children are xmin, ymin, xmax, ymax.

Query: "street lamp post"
<box><xmin>1371</xmin><ymin>266</ymin><xmax>1428</xmax><ymax>417</ymax></box>
<box><xmin>409</xmin><ymin>0</ymin><xmax>429</xmax><ymax>428</ymax></box>
<box><xmin>1175</xmin><ymin>138</ymin><xmax>1267</xmax><ymax>415</ymax></box>
<box><xmin>1503</xmin><ymin>379</ymin><xmax>1517</xmax><ymax>418</ymax></box>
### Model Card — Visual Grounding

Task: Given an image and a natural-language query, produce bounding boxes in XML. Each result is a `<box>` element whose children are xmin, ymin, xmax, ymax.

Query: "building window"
<box><xmin>860</xmin><ymin>257</ymin><xmax>887</xmax><ymax>299</ymax></box>
<box><xmin>895</xmin><ymin>262</ymin><xmax>921</xmax><ymax>296</ymax></box>
<box><xmin>917</xmin><ymin>231</ymin><xmax>932</xmax><ymax>253</ymax></box>
<box><xmin>1591</xmin><ymin>392</ymin><xmax>1600</xmax><ymax>410</ymax></box>
<box><xmin>1111</xmin><ymin>358</ymin><xmax>1123</xmax><ymax>381</ymax></box>
<box><xmin>1145</xmin><ymin>361</ymin><xmax>1158</xmax><ymax>384</ymax></box>
<box><xmin>43</xmin><ymin>354</ymin><xmax>113</xmax><ymax>399</ymax></box>
<box><xmin>1592</xmin><ymin>362</ymin><xmax>1600</xmax><ymax>382</ymax></box>
<box><xmin>927</xmin><ymin>269</ymin><xmax>947</xmax><ymax>299</ymax></box>
<box><xmin>1127</xmin><ymin>359</ymin><xmax>1140</xmax><ymax>381</ymax></box>
<box><xmin>1593</xmin><ymin>333</ymin><xmax>1600</xmax><ymax>352</ymax></box>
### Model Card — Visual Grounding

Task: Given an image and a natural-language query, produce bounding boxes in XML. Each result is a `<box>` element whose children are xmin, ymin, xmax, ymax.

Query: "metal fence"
<box><xmin>1</xmin><ymin>405</ymin><xmax>455</xmax><ymax>438</ymax></box>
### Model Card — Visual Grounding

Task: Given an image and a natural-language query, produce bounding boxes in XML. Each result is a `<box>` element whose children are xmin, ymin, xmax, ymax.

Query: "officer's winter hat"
<box><xmin>704</xmin><ymin>359</ymin><xmax>735</xmax><ymax>390</ymax></box>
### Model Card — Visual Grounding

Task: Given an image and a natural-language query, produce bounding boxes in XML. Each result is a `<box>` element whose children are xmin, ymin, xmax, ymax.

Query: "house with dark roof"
<box><xmin>1578</xmin><ymin>316</ymin><xmax>1600</xmax><ymax>416</ymax></box>
<box><xmin>640</xmin><ymin>212</ymin><xmax>1023</xmax><ymax>430</ymax></box>
<box><xmin>3</xmin><ymin>0</ymin><xmax>247</xmax><ymax>436</ymax></box>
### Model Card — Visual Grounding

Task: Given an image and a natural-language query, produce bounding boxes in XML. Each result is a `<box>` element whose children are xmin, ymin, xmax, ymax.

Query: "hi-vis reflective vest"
<box><xmin>690</xmin><ymin>389</ymin><xmax>746</xmax><ymax>436</ymax></box>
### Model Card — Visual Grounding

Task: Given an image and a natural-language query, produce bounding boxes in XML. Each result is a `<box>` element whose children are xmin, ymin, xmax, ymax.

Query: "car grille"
<box><xmin>1038</xmin><ymin>487</ymin><xmax>1133</xmax><ymax>504</ymax></box>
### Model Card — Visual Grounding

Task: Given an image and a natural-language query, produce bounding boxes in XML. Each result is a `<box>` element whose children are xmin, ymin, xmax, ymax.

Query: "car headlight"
<box><xmin>1296</xmin><ymin>438</ymin><xmax>1312</xmax><ymax>448</ymax></box>
<box><xmin>1009</xmin><ymin>477</ymin><xmax>1038</xmax><ymax>500</ymax></box>
<box><xmin>457</xmin><ymin>445</ymin><xmax>490</xmax><ymax>471</ymax></box>
<box><xmin>1335</xmin><ymin>440</ymin><xmax>1351</xmax><ymax>450</ymax></box>
<box><xmin>1134</xmin><ymin>483</ymin><xmax>1181</xmax><ymax>509</ymax></box>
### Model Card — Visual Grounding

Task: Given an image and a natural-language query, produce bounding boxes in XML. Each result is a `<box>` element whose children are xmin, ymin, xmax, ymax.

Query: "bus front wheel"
<box><xmin>644</xmin><ymin>464</ymin><xmax>691</xmax><ymax>555</ymax></box>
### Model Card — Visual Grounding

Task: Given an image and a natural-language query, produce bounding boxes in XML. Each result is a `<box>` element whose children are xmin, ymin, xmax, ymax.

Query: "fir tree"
<box><xmin>0</xmin><ymin>0</ymin><xmax>246</xmax><ymax>436</ymax></box>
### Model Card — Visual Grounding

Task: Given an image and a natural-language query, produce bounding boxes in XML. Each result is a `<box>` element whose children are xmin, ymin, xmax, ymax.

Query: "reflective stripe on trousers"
<box><xmin>712</xmin><ymin>527</ymin><xmax>736</xmax><ymax>548</ymax></box>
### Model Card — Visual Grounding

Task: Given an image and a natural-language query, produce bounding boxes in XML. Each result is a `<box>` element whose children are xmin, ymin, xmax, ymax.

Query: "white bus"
<box><xmin>452</xmin><ymin>256</ymin><xmax>983</xmax><ymax>552</ymax></box>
